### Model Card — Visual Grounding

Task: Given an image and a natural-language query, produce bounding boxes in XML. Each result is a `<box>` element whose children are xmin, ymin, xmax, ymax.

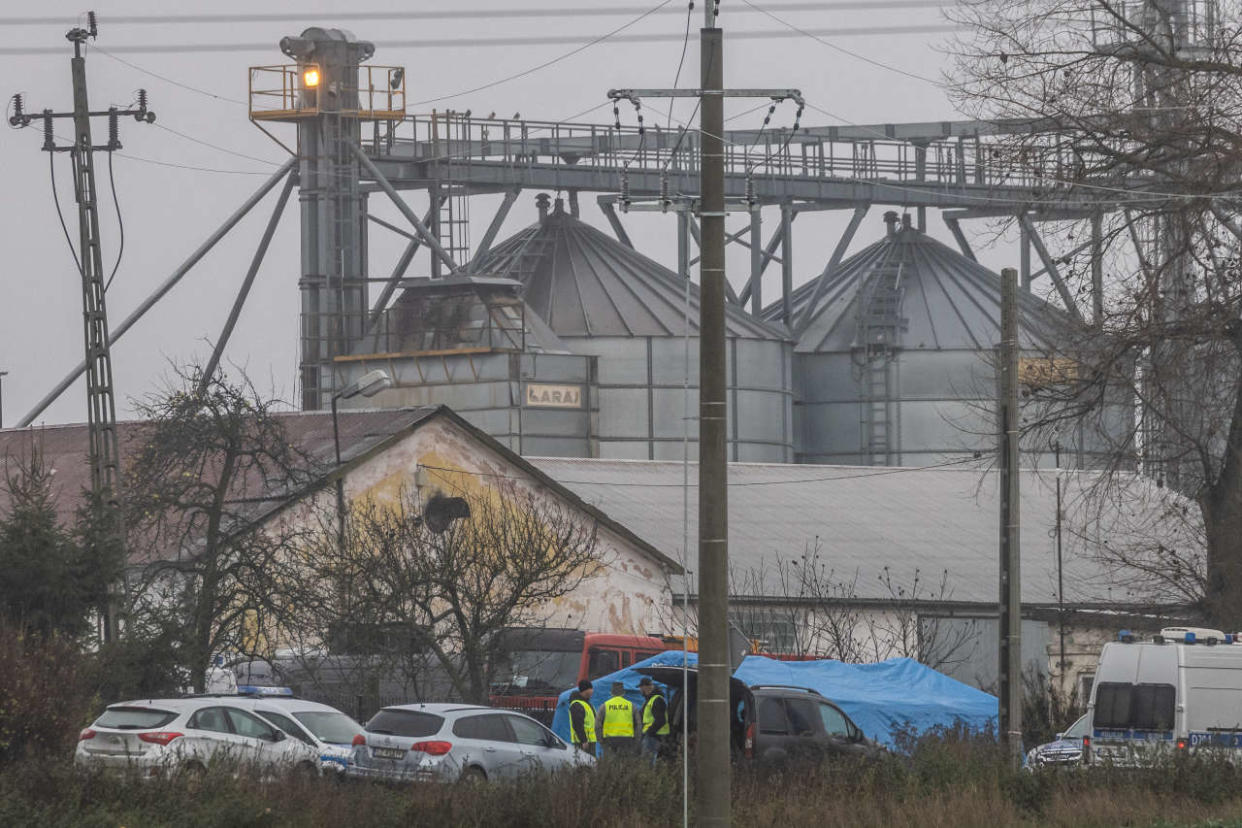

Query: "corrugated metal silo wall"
<box><xmin>566</xmin><ymin>335</ymin><xmax>794</xmax><ymax>462</ymax></box>
<box><xmin>795</xmin><ymin>347</ymin><xmax>1134</xmax><ymax>469</ymax></box>
<box><xmin>335</xmin><ymin>352</ymin><xmax>598</xmax><ymax>457</ymax></box>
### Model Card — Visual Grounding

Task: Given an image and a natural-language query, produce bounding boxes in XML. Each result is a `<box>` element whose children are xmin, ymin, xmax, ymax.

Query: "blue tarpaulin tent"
<box><xmin>551</xmin><ymin>651</ymin><xmax>997</xmax><ymax>749</ymax></box>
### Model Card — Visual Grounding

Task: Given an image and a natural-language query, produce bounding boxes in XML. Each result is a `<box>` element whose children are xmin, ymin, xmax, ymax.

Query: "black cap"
<box><xmin>638</xmin><ymin>677</ymin><xmax>654</xmax><ymax>687</ymax></box>
<box><xmin>578</xmin><ymin>679</ymin><xmax>593</xmax><ymax>692</ymax></box>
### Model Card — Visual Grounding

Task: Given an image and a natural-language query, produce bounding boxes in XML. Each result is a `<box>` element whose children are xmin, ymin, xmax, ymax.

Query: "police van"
<box><xmin>1085</xmin><ymin>627</ymin><xmax>1242</xmax><ymax>766</ymax></box>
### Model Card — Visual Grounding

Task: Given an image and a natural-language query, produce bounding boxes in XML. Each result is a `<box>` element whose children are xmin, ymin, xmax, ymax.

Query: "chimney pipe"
<box><xmin>535</xmin><ymin>193</ymin><xmax>551</xmax><ymax>223</ymax></box>
<box><xmin>883</xmin><ymin>211</ymin><xmax>899</xmax><ymax>236</ymax></box>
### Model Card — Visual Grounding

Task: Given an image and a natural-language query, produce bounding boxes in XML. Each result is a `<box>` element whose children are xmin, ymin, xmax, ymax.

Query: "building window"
<box><xmin>729</xmin><ymin>613</ymin><xmax>797</xmax><ymax>654</ymax></box>
<box><xmin>1078</xmin><ymin>673</ymin><xmax>1095</xmax><ymax>704</ymax></box>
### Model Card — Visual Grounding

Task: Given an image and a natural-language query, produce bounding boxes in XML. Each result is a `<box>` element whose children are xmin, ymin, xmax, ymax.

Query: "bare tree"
<box><xmin>949</xmin><ymin>0</ymin><xmax>1242</xmax><ymax>624</ymax></box>
<box><xmin>716</xmin><ymin>541</ymin><xmax>979</xmax><ymax>670</ymax></box>
<box><xmin>124</xmin><ymin>366</ymin><xmax>315</xmax><ymax>692</ymax></box>
<box><xmin>294</xmin><ymin>482</ymin><xmax>606</xmax><ymax>704</ymax></box>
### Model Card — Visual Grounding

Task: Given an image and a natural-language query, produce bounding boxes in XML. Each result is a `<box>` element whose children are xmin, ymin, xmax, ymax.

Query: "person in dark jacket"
<box><xmin>638</xmin><ymin>676</ymin><xmax>670</xmax><ymax>765</ymax></box>
<box><xmin>568</xmin><ymin>679</ymin><xmax>597</xmax><ymax>753</ymax></box>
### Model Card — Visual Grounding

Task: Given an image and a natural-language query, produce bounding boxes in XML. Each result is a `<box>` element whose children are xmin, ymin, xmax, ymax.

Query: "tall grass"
<box><xmin>9</xmin><ymin>734</ymin><xmax>1242</xmax><ymax>828</ymax></box>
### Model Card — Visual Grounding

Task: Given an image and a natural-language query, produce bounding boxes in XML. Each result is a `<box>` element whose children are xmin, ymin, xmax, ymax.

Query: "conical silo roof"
<box><xmin>474</xmin><ymin>197</ymin><xmax>786</xmax><ymax>341</ymax></box>
<box><xmin>356</xmin><ymin>275</ymin><xmax>571</xmax><ymax>355</ymax></box>
<box><xmin>765</xmin><ymin>212</ymin><xmax>1067</xmax><ymax>354</ymax></box>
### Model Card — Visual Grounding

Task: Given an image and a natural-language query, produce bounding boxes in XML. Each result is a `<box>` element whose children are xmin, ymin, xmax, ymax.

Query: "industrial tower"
<box><xmin>251</xmin><ymin>28</ymin><xmax>405</xmax><ymax>410</ymax></box>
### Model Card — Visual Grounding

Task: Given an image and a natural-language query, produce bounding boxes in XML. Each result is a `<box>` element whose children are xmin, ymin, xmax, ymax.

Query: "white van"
<box><xmin>1085</xmin><ymin>627</ymin><xmax>1242</xmax><ymax>766</ymax></box>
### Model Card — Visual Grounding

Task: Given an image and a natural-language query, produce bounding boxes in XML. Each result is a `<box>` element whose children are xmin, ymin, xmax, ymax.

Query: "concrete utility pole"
<box><xmin>9</xmin><ymin>11</ymin><xmax>155</xmax><ymax>642</ymax></box>
<box><xmin>997</xmin><ymin>266</ymin><xmax>1022</xmax><ymax>762</ymax></box>
<box><xmin>696</xmin><ymin>5</ymin><xmax>730</xmax><ymax>824</ymax></box>
<box><xmin>608</xmin><ymin>7</ymin><xmax>800</xmax><ymax>818</ymax></box>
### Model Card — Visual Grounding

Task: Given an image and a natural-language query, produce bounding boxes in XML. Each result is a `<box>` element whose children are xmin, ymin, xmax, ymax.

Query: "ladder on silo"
<box><xmin>854</xmin><ymin>260</ymin><xmax>907</xmax><ymax>465</ymax></box>
<box><xmin>435</xmin><ymin>185</ymin><xmax>471</xmax><ymax>272</ymax></box>
<box><xmin>430</xmin><ymin>112</ymin><xmax>471</xmax><ymax>274</ymax></box>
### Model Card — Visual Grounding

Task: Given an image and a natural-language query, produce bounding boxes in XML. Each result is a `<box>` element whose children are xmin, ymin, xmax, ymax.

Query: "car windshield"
<box><xmin>366</xmin><ymin>709</ymin><xmax>444</xmax><ymax>738</ymax></box>
<box><xmin>499</xmin><ymin>650</ymin><xmax>580</xmax><ymax>691</ymax></box>
<box><xmin>293</xmin><ymin>710</ymin><xmax>364</xmax><ymax>745</ymax></box>
<box><xmin>1063</xmin><ymin>714</ymin><xmax>1090</xmax><ymax>739</ymax></box>
<box><xmin>95</xmin><ymin>707</ymin><xmax>178</xmax><ymax>730</ymax></box>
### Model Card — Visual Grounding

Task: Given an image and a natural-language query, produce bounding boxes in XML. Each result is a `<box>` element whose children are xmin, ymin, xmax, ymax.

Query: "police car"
<box><xmin>1084</xmin><ymin>626</ymin><xmax>1242</xmax><ymax>766</ymax></box>
<box><xmin>232</xmin><ymin>697</ymin><xmax>365</xmax><ymax>774</ymax></box>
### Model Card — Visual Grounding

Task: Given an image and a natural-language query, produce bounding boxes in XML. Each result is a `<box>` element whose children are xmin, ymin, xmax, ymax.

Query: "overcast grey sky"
<box><xmin>0</xmin><ymin>0</ymin><xmax>1032</xmax><ymax>427</ymax></box>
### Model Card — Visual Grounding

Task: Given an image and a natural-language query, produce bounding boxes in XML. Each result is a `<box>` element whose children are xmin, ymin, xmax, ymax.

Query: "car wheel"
<box><xmin>459</xmin><ymin>766</ymin><xmax>487</xmax><ymax>785</ymax></box>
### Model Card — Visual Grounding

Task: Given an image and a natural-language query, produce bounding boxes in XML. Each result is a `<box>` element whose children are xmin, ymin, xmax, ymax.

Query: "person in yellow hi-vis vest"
<box><xmin>568</xmin><ymin>679</ymin><xmax>597</xmax><ymax>754</ymax></box>
<box><xmin>638</xmin><ymin>676</ymin><xmax>671</xmax><ymax>766</ymax></box>
<box><xmin>595</xmin><ymin>681</ymin><xmax>639</xmax><ymax>757</ymax></box>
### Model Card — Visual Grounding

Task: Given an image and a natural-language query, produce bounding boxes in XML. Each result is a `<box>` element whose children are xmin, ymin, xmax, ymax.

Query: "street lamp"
<box><xmin>331</xmin><ymin>369</ymin><xmax>393</xmax><ymax>550</ymax></box>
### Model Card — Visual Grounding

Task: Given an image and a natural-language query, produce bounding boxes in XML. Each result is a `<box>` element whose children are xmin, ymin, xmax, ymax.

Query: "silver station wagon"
<box><xmin>349</xmin><ymin>703</ymin><xmax>593</xmax><ymax>782</ymax></box>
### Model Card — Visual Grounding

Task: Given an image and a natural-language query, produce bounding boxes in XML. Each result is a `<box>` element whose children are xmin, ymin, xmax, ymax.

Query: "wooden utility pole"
<box><xmin>998</xmin><ymin>266</ymin><xmax>1022</xmax><ymax>762</ymax></box>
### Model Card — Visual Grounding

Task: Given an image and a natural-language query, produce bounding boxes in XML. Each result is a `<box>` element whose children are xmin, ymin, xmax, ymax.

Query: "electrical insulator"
<box><xmin>87</xmin><ymin>11</ymin><xmax>98</xmax><ymax>38</ymax></box>
<box><xmin>613</xmin><ymin>105</ymin><xmax>621</xmax><ymax>131</ymax></box>
<box><xmin>41</xmin><ymin>112</ymin><xmax>53</xmax><ymax>151</ymax></box>
<box><xmin>746</xmin><ymin>176</ymin><xmax>756</xmax><ymax>206</ymax></box>
<box><xmin>620</xmin><ymin>170</ymin><xmax>630</xmax><ymax>213</ymax></box>
<box><xmin>9</xmin><ymin>93</ymin><xmax>24</xmax><ymax>127</ymax></box>
<box><xmin>107</xmin><ymin>108</ymin><xmax>119</xmax><ymax>150</ymax></box>
<box><xmin>135</xmin><ymin>89</ymin><xmax>155</xmax><ymax>123</ymax></box>
<box><xmin>660</xmin><ymin>172</ymin><xmax>669</xmax><ymax>213</ymax></box>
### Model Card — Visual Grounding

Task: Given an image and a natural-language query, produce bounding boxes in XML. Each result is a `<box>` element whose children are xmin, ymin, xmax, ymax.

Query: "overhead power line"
<box><xmin>0</xmin><ymin>25</ymin><xmax>960</xmax><ymax>56</ymax></box>
<box><xmin>411</xmin><ymin>0</ymin><xmax>676</xmax><ymax>106</ymax></box>
<box><xmin>93</xmin><ymin>45</ymin><xmax>248</xmax><ymax>106</ymax></box>
<box><xmin>738</xmin><ymin>0</ymin><xmax>944</xmax><ymax>86</ymax></box>
<box><xmin>0</xmin><ymin>2</ymin><xmax>947</xmax><ymax>27</ymax></box>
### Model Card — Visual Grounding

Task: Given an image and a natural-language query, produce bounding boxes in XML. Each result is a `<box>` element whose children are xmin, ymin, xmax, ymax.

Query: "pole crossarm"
<box><xmin>608</xmin><ymin>87</ymin><xmax>803</xmax><ymax>105</ymax></box>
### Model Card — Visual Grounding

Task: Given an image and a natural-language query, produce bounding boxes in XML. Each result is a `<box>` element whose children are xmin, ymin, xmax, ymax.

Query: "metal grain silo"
<box><xmin>773</xmin><ymin>212</ymin><xmax>1127</xmax><ymax>467</ymax></box>
<box><xmin>475</xmin><ymin>196</ymin><xmax>794</xmax><ymax>461</ymax></box>
<box><xmin>333</xmin><ymin>275</ymin><xmax>598</xmax><ymax>457</ymax></box>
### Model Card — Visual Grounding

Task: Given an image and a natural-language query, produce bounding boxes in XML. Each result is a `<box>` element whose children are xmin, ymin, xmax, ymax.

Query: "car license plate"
<box><xmin>373</xmin><ymin>747</ymin><xmax>406</xmax><ymax>760</ymax></box>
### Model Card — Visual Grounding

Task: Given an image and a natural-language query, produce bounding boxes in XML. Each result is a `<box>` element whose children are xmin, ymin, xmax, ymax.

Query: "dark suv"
<box><xmin>636</xmin><ymin>666</ymin><xmax>883</xmax><ymax>763</ymax></box>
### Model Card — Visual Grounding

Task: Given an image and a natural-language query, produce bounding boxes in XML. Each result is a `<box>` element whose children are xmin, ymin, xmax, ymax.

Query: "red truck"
<box><xmin>489</xmin><ymin>628</ymin><xmax>691</xmax><ymax>724</ymax></box>
<box><xmin>488</xmin><ymin>627</ymin><xmax>815</xmax><ymax>725</ymax></box>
